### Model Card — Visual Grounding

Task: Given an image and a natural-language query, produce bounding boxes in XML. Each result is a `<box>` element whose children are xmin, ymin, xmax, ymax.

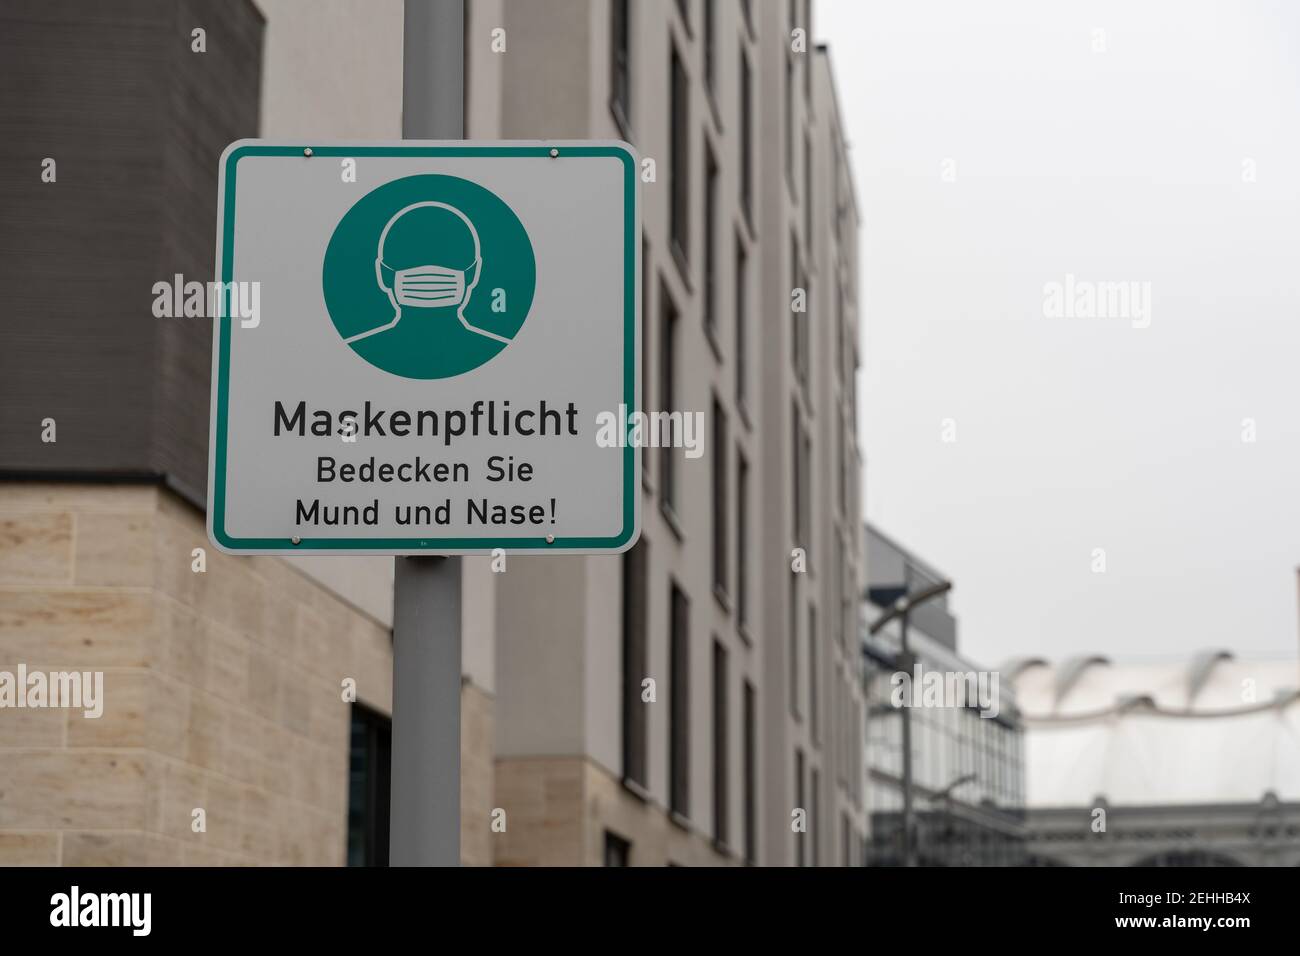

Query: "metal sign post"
<box><xmin>391</xmin><ymin>550</ymin><xmax>461</xmax><ymax>865</ymax></box>
<box><xmin>391</xmin><ymin>0</ymin><xmax>465</xmax><ymax>867</ymax></box>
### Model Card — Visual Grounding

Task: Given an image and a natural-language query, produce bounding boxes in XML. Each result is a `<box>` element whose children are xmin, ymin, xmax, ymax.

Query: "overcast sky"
<box><xmin>817</xmin><ymin>0</ymin><xmax>1300</xmax><ymax>666</ymax></box>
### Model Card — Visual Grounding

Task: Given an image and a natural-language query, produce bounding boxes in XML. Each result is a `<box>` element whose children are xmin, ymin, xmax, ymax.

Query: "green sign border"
<box><xmin>209</xmin><ymin>143</ymin><xmax>638</xmax><ymax>554</ymax></box>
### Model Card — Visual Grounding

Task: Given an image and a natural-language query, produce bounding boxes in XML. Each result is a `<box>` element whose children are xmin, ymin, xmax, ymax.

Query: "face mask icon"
<box><xmin>344</xmin><ymin>199</ymin><xmax>508</xmax><ymax>346</ymax></box>
<box><xmin>391</xmin><ymin>262</ymin><xmax>467</xmax><ymax>308</ymax></box>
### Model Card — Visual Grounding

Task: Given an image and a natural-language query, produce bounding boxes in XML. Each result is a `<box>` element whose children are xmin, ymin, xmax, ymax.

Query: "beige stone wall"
<box><xmin>493</xmin><ymin>755</ymin><xmax>736</xmax><ymax>867</ymax></box>
<box><xmin>460</xmin><ymin>682</ymin><xmax>495</xmax><ymax>866</ymax></box>
<box><xmin>0</xmin><ymin>482</ymin><xmax>493</xmax><ymax>866</ymax></box>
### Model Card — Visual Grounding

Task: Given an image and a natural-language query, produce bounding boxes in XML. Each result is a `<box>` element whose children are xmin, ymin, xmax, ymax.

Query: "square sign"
<box><xmin>207</xmin><ymin>140</ymin><xmax>640</xmax><ymax>555</ymax></box>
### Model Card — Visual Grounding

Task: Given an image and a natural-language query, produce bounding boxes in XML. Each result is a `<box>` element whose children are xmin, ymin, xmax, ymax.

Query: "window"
<box><xmin>703</xmin><ymin>0</ymin><xmax>716</xmax><ymax>95</ymax></box>
<box><xmin>734</xmin><ymin>231</ymin><xmax>748</xmax><ymax>409</ymax></box>
<box><xmin>835</xmin><ymin>278</ymin><xmax>844</xmax><ymax>386</ymax></box>
<box><xmin>802</xmin><ymin>0</ymin><xmax>812</xmax><ymax>100</ymax></box>
<box><xmin>712</xmin><ymin>639</ymin><xmax>729</xmax><ymax>847</ymax></box>
<box><xmin>736</xmin><ymin>450</ymin><xmax>749</xmax><ymax>630</ymax></box>
<box><xmin>832</xmin><ymin>664</ymin><xmax>844</xmax><ymax>788</ymax></box>
<box><xmin>833</xmin><ymin>131</ymin><xmax>844</xmax><ymax>250</ymax></box>
<box><xmin>791</xmin><ymin>240</ymin><xmax>810</xmax><ymax>393</ymax></box>
<box><xmin>622</xmin><ymin>538</ymin><xmax>649</xmax><ymax>789</ymax></box>
<box><xmin>791</xmin><ymin>400</ymin><xmax>803</xmax><ymax>546</ymax></box>
<box><xmin>670</xmin><ymin>45</ymin><xmax>690</xmax><ymax>270</ymax></box>
<box><xmin>809</xmin><ymin>606</ymin><xmax>819</xmax><ymax>746</ymax></box>
<box><xmin>838</xmin><ymin>411</ymin><xmax>847</xmax><ymax>518</ymax></box>
<box><xmin>829</xmin><ymin>545</ymin><xmax>841</xmax><ymax>654</ymax></box>
<box><xmin>853</xmin><ymin>698</ymin><xmax>863</xmax><ymax>802</ymax></box>
<box><xmin>604</xmin><ymin>830</ymin><xmax>631</xmax><ymax>867</ymax></box>
<box><xmin>804</xmin><ymin>131</ymin><xmax>813</xmax><ymax>241</ymax></box>
<box><xmin>739</xmin><ymin>50</ymin><xmax>753</xmax><ymax>225</ymax></box>
<box><xmin>788</xmin><ymin>571</ymin><xmax>800</xmax><ymax>720</ymax></box>
<box><xmin>610</xmin><ymin>0</ymin><xmax>631</xmax><ymax>136</ymax></box>
<box><xmin>790</xmin><ymin>421</ymin><xmax>811</xmax><ymax>556</ymax></box>
<box><xmin>711</xmin><ymin>396</ymin><xmax>728</xmax><ymax>598</ymax></box>
<box><xmin>795</xmin><ymin>748</ymin><xmax>806</xmax><ymax>866</ymax></box>
<box><xmin>347</xmin><ymin>703</ymin><xmax>391</xmax><ymax>867</ymax></box>
<box><xmin>669</xmin><ymin>580</ymin><xmax>691</xmax><ymax>818</ymax></box>
<box><xmin>798</xmin><ymin>268</ymin><xmax>811</xmax><ymax>391</ymax></box>
<box><xmin>659</xmin><ymin>284</ymin><xmax>679</xmax><ymax>516</ymax></box>
<box><xmin>841</xmin><ymin>553</ymin><xmax>853</xmax><ymax>655</ymax></box>
<box><xmin>790</xmin><ymin>234</ymin><xmax>802</xmax><ymax>378</ymax></box>
<box><xmin>784</xmin><ymin>55</ymin><xmax>794</xmax><ymax>193</ymax></box>
<box><xmin>811</xmin><ymin>767</ymin><xmax>820</xmax><ymax>867</ymax></box>
<box><xmin>704</xmin><ymin>146</ymin><xmax>719</xmax><ymax>345</ymax></box>
<box><xmin>743</xmin><ymin>680</ymin><xmax>757</xmax><ymax>864</ymax></box>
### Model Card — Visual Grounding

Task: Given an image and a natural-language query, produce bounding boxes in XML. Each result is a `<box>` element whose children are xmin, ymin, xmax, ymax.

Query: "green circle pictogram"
<box><xmin>322</xmin><ymin>174</ymin><xmax>536</xmax><ymax>379</ymax></box>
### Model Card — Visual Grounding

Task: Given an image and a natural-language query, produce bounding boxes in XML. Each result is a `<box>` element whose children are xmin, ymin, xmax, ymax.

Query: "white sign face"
<box><xmin>207</xmin><ymin>140</ymin><xmax>640</xmax><ymax>555</ymax></box>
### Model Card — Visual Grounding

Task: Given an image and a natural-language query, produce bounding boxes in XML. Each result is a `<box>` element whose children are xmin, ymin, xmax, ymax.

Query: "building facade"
<box><xmin>862</xmin><ymin>525</ymin><xmax>1027</xmax><ymax>866</ymax></box>
<box><xmin>0</xmin><ymin>0</ymin><xmax>864</xmax><ymax>867</ymax></box>
<box><xmin>474</xmin><ymin>0</ymin><xmax>867</xmax><ymax>866</ymax></box>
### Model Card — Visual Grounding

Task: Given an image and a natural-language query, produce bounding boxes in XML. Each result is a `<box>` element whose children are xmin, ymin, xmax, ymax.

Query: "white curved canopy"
<box><xmin>1011</xmin><ymin>656</ymin><xmax>1300</xmax><ymax>806</ymax></box>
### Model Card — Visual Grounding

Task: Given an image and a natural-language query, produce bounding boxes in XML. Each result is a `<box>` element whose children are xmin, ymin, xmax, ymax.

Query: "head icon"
<box><xmin>325</xmin><ymin>172</ymin><xmax>536</xmax><ymax>374</ymax></box>
<box><xmin>375</xmin><ymin>201</ymin><xmax>482</xmax><ymax>315</ymax></box>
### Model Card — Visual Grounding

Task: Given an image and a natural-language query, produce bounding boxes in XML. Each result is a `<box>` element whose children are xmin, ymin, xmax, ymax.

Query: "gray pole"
<box><xmin>390</xmin><ymin>0</ymin><xmax>464</xmax><ymax>867</ymax></box>
<box><xmin>868</xmin><ymin>573</ymin><xmax>950</xmax><ymax>869</ymax></box>
<box><xmin>391</xmin><ymin>556</ymin><xmax>462</xmax><ymax>865</ymax></box>
<box><xmin>403</xmin><ymin>0</ymin><xmax>464</xmax><ymax>139</ymax></box>
<box><xmin>899</xmin><ymin>569</ymin><xmax>915</xmax><ymax>868</ymax></box>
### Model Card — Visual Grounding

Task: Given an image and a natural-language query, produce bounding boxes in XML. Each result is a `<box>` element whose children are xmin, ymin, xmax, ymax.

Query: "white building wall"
<box><xmin>473</xmin><ymin>0</ymin><xmax>864</xmax><ymax>865</ymax></box>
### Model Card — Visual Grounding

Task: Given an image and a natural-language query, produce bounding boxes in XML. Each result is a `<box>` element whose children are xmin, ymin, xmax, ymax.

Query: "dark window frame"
<box><xmin>604</xmin><ymin>830</ymin><xmax>632</xmax><ymax>866</ymax></box>
<box><xmin>704</xmin><ymin>144</ymin><xmax>720</xmax><ymax>353</ymax></box>
<box><xmin>712</xmin><ymin>638</ymin><xmax>729</xmax><ymax>848</ymax></box>
<box><xmin>809</xmin><ymin>605</ymin><xmax>819</xmax><ymax>746</ymax></box>
<box><xmin>810</xmin><ymin>766</ymin><xmax>820</xmax><ymax>867</ymax></box>
<box><xmin>795</xmin><ymin>747</ymin><xmax>806</xmax><ymax>866</ymax></box>
<box><xmin>669</xmin><ymin>44</ymin><xmax>691</xmax><ymax>277</ymax></box>
<box><xmin>642</xmin><ymin>240</ymin><xmax>653</xmax><ymax>485</ymax></box>
<box><xmin>346</xmin><ymin>702</ymin><xmax>391</xmax><ymax>867</ymax></box>
<box><xmin>703</xmin><ymin>0</ymin><xmax>716</xmax><ymax>97</ymax></box>
<box><xmin>790</xmin><ymin>233</ymin><xmax>802</xmax><ymax>379</ymax></box>
<box><xmin>804</xmin><ymin>130</ymin><xmax>813</xmax><ymax>243</ymax></box>
<box><xmin>743</xmin><ymin>680</ymin><xmax>758</xmax><ymax>864</ymax></box>
<box><xmin>788</xmin><ymin>570</ymin><xmax>800</xmax><ymax>720</ymax></box>
<box><xmin>784</xmin><ymin>54</ymin><xmax>795</xmax><ymax>196</ymax></box>
<box><xmin>711</xmin><ymin>394</ymin><xmax>729</xmax><ymax>603</ymax></box>
<box><xmin>669</xmin><ymin>579</ymin><xmax>691</xmax><ymax>818</ymax></box>
<box><xmin>658</xmin><ymin>282</ymin><xmax>680</xmax><ymax>524</ymax></box>
<box><xmin>739</xmin><ymin>48</ymin><xmax>753</xmax><ymax>229</ymax></box>
<box><xmin>736</xmin><ymin>448</ymin><xmax>750</xmax><ymax>633</ymax></box>
<box><xmin>610</xmin><ymin>0</ymin><xmax>632</xmax><ymax>138</ymax></box>
<box><xmin>621</xmin><ymin>538</ymin><xmax>649</xmax><ymax>790</ymax></box>
<box><xmin>734</xmin><ymin>229</ymin><xmax>749</xmax><ymax>414</ymax></box>
<box><xmin>791</xmin><ymin>398</ymin><xmax>803</xmax><ymax>546</ymax></box>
